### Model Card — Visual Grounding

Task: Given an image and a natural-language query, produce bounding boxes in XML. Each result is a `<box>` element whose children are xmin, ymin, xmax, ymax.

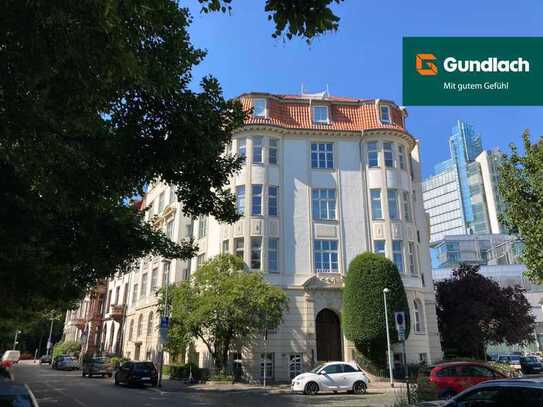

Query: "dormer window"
<box><xmin>312</xmin><ymin>105</ymin><xmax>329</xmax><ymax>124</ymax></box>
<box><xmin>380</xmin><ymin>105</ymin><xmax>391</xmax><ymax>124</ymax></box>
<box><xmin>253</xmin><ymin>98</ymin><xmax>267</xmax><ymax>117</ymax></box>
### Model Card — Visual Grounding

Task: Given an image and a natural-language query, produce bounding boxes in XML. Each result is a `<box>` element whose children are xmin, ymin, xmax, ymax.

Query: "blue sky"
<box><xmin>184</xmin><ymin>0</ymin><xmax>543</xmax><ymax>177</ymax></box>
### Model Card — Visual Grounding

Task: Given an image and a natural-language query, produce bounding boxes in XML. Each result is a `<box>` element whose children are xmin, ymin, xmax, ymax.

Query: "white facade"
<box><xmin>188</xmin><ymin>93</ymin><xmax>443</xmax><ymax>381</ymax></box>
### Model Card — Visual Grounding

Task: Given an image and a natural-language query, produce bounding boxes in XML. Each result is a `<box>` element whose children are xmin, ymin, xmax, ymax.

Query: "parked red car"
<box><xmin>421</xmin><ymin>361</ymin><xmax>506</xmax><ymax>399</ymax></box>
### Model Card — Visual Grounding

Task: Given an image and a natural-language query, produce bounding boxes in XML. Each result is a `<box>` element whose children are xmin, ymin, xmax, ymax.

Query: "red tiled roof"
<box><xmin>238</xmin><ymin>93</ymin><xmax>407</xmax><ymax>133</ymax></box>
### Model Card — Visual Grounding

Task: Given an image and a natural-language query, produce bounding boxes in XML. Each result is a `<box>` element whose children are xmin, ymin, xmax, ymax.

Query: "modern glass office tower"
<box><xmin>422</xmin><ymin>121</ymin><xmax>505</xmax><ymax>243</ymax></box>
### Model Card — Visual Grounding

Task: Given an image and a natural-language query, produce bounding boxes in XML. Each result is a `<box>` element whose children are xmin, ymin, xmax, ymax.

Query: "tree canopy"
<box><xmin>162</xmin><ymin>254</ymin><xmax>288</xmax><ymax>372</ymax></box>
<box><xmin>436</xmin><ymin>263</ymin><xmax>535</xmax><ymax>359</ymax></box>
<box><xmin>0</xmin><ymin>1</ymin><xmax>343</xmax><ymax>324</ymax></box>
<box><xmin>343</xmin><ymin>252</ymin><xmax>410</xmax><ymax>367</ymax></box>
<box><xmin>498</xmin><ymin>131</ymin><xmax>543</xmax><ymax>282</ymax></box>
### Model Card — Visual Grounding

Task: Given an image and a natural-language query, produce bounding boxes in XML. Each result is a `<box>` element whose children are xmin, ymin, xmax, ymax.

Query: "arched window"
<box><xmin>414</xmin><ymin>299</ymin><xmax>425</xmax><ymax>333</ymax></box>
<box><xmin>137</xmin><ymin>314</ymin><xmax>144</xmax><ymax>337</ymax></box>
<box><xmin>128</xmin><ymin>319</ymin><xmax>134</xmax><ymax>341</ymax></box>
<box><xmin>147</xmin><ymin>312</ymin><xmax>154</xmax><ymax>336</ymax></box>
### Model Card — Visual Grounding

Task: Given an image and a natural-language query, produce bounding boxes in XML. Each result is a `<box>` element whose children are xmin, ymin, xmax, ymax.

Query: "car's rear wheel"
<box><xmin>82</xmin><ymin>371</ymin><xmax>86</xmax><ymax>377</ymax></box>
<box><xmin>352</xmin><ymin>381</ymin><xmax>367</xmax><ymax>394</ymax></box>
<box><xmin>303</xmin><ymin>381</ymin><xmax>319</xmax><ymax>395</ymax></box>
<box><xmin>114</xmin><ymin>376</ymin><xmax>119</xmax><ymax>385</ymax></box>
<box><xmin>107</xmin><ymin>374</ymin><xmax>112</xmax><ymax>378</ymax></box>
<box><xmin>88</xmin><ymin>373</ymin><xmax>93</xmax><ymax>378</ymax></box>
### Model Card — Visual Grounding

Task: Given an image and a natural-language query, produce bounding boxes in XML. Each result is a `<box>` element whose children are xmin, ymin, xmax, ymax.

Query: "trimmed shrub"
<box><xmin>110</xmin><ymin>356</ymin><xmax>129</xmax><ymax>369</ymax></box>
<box><xmin>52</xmin><ymin>340</ymin><xmax>81</xmax><ymax>360</ymax></box>
<box><xmin>169</xmin><ymin>363</ymin><xmax>208</xmax><ymax>382</ymax></box>
<box><xmin>343</xmin><ymin>252</ymin><xmax>410</xmax><ymax>367</ymax></box>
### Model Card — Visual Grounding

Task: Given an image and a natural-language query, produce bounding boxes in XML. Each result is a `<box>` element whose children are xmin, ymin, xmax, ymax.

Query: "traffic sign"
<box><xmin>160</xmin><ymin>316</ymin><xmax>170</xmax><ymax>329</ymax></box>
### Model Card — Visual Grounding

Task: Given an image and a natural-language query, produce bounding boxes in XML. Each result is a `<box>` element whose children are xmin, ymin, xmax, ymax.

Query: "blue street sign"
<box><xmin>160</xmin><ymin>317</ymin><xmax>169</xmax><ymax>329</ymax></box>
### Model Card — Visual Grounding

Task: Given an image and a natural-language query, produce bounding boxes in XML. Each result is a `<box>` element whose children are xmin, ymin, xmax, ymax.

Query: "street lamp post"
<box><xmin>383</xmin><ymin>288</ymin><xmax>394</xmax><ymax>387</ymax></box>
<box><xmin>13</xmin><ymin>330</ymin><xmax>21</xmax><ymax>350</ymax></box>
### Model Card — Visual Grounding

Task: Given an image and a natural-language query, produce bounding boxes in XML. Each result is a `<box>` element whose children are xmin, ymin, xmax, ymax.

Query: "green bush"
<box><xmin>487</xmin><ymin>361</ymin><xmax>522</xmax><ymax>378</ymax></box>
<box><xmin>110</xmin><ymin>356</ymin><xmax>129</xmax><ymax>369</ymax></box>
<box><xmin>169</xmin><ymin>363</ymin><xmax>208</xmax><ymax>382</ymax></box>
<box><xmin>52</xmin><ymin>340</ymin><xmax>81</xmax><ymax>360</ymax></box>
<box><xmin>343</xmin><ymin>252</ymin><xmax>410</xmax><ymax>367</ymax></box>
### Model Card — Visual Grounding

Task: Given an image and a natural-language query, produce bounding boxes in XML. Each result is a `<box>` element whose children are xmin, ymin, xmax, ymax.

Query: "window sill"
<box><xmin>311</xmin><ymin>167</ymin><xmax>335</xmax><ymax>171</ymax></box>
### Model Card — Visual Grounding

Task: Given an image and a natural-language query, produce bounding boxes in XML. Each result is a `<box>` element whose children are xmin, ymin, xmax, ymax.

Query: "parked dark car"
<box><xmin>114</xmin><ymin>361</ymin><xmax>158</xmax><ymax>387</ymax></box>
<box><xmin>82</xmin><ymin>357</ymin><xmax>113</xmax><ymax>378</ymax></box>
<box><xmin>418</xmin><ymin>361</ymin><xmax>506</xmax><ymax>399</ymax></box>
<box><xmin>39</xmin><ymin>355</ymin><xmax>52</xmax><ymax>364</ymax></box>
<box><xmin>0</xmin><ymin>382</ymin><xmax>39</xmax><ymax>407</ymax></box>
<box><xmin>520</xmin><ymin>356</ymin><xmax>543</xmax><ymax>374</ymax></box>
<box><xmin>418</xmin><ymin>378</ymin><xmax>543</xmax><ymax>406</ymax></box>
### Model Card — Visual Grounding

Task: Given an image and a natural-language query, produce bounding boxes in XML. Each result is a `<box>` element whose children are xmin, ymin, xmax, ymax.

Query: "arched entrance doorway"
<box><xmin>315</xmin><ymin>308</ymin><xmax>342</xmax><ymax>361</ymax></box>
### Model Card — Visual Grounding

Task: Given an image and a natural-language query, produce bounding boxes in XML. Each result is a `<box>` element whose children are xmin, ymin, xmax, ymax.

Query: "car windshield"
<box><xmin>310</xmin><ymin>364</ymin><xmax>325</xmax><ymax>373</ymax></box>
<box><xmin>510</xmin><ymin>356</ymin><xmax>521</xmax><ymax>362</ymax></box>
<box><xmin>522</xmin><ymin>356</ymin><xmax>538</xmax><ymax>363</ymax></box>
<box><xmin>92</xmin><ymin>358</ymin><xmax>109</xmax><ymax>364</ymax></box>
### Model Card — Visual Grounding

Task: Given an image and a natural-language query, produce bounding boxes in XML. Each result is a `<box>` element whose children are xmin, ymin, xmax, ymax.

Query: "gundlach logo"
<box><xmin>403</xmin><ymin>37</ymin><xmax>543</xmax><ymax>106</ymax></box>
<box><xmin>416</xmin><ymin>54</ymin><xmax>530</xmax><ymax>76</ymax></box>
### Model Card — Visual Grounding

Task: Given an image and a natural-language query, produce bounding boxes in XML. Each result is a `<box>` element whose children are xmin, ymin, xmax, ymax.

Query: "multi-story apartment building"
<box><xmin>186</xmin><ymin>92</ymin><xmax>443</xmax><ymax>380</ymax></box>
<box><xmin>422</xmin><ymin>121</ymin><xmax>505</xmax><ymax>243</ymax></box>
<box><xmin>63</xmin><ymin>91</ymin><xmax>443</xmax><ymax>381</ymax></box>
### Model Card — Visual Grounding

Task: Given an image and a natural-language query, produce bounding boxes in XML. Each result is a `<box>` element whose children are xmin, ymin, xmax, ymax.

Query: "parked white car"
<box><xmin>291</xmin><ymin>361</ymin><xmax>368</xmax><ymax>395</ymax></box>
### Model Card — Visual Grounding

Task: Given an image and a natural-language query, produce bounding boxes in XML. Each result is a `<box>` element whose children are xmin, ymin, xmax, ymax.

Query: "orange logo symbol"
<box><xmin>416</xmin><ymin>53</ymin><xmax>438</xmax><ymax>76</ymax></box>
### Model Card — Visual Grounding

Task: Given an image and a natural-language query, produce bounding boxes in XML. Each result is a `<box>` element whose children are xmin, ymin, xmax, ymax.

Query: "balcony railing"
<box><xmin>107</xmin><ymin>304</ymin><xmax>126</xmax><ymax>322</ymax></box>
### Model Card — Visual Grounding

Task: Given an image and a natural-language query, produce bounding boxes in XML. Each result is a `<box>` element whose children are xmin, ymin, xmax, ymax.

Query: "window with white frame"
<box><xmin>162</xmin><ymin>262</ymin><xmax>170</xmax><ymax>287</ymax></box>
<box><xmin>166</xmin><ymin>219</ymin><xmax>174</xmax><ymax>239</ymax></box>
<box><xmin>222</xmin><ymin>240</ymin><xmax>230</xmax><ymax>254</ymax></box>
<box><xmin>252</xmin><ymin>184</ymin><xmax>262</xmax><ymax>216</ymax></box>
<box><xmin>251</xmin><ymin>237</ymin><xmax>262</xmax><ymax>269</ymax></box>
<box><xmin>289</xmin><ymin>354</ymin><xmax>303</xmax><ymax>379</ymax></box>
<box><xmin>374</xmin><ymin>240</ymin><xmax>386</xmax><ymax>256</ymax></box>
<box><xmin>169</xmin><ymin>187</ymin><xmax>177</xmax><ymax>204</ymax></box>
<box><xmin>238</xmin><ymin>138</ymin><xmax>246</xmax><ymax>159</ymax></box>
<box><xmin>370</xmin><ymin>189</ymin><xmax>383</xmax><ymax>220</ymax></box>
<box><xmin>197</xmin><ymin>254</ymin><xmax>205</xmax><ymax>269</ymax></box>
<box><xmin>140</xmin><ymin>273</ymin><xmax>148</xmax><ymax>297</ymax></box>
<box><xmin>128</xmin><ymin>319</ymin><xmax>134</xmax><ymax>340</ymax></box>
<box><xmin>234</xmin><ymin>238</ymin><xmax>244</xmax><ymax>260</ymax></box>
<box><xmin>367</xmin><ymin>142</ymin><xmax>379</xmax><ymax>168</ymax></box>
<box><xmin>414</xmin><ymin>299</ymin><xmax>425</xmax><ymax>333</ymax></box>
<box><xmin>398</xmin><ymin>145</ymin><xmax>406</xmax><ymax>170</ymax></box>
<box><xmin>380</xmin><ymin>105</ymin><xmax>391</xmax><ymax>124</ymax></box>
<box><xmin>260</xmin><ymin>353</ymin><xmax>275</xmax><ymax>379</ymax></box>
<box><xmin>198</xmin><ymin>216</ymin><xmax>207</xmax><ymax>239</ymax></box>
<box><xmin>311</xmin><ymin>143</ymin><xmax>334</xmax><ymax>169</ymax></box>
<box><xmin>383</xmin><ymin>142</ymin><xmax>394</xmax><ymax>168</ymax></box>
<box><xmin>253</xmin><ymin>136</ymin><xmax>263</xmax><ymax>163</ymax></box>
<box><xmin>312</xmin><ymin>105</ymin><xmax>329</xmax><ymax>124</ymax></box>
<box><xmin>312</xmin><ymin>188</ymin><xmax>336</xmax><ymax>220</ymax></box>
<box><xmin>137</xmin><ymin>314</ymin><xmax>143</xmax><ymax>337</ymax></box>
<box><xmin>147</xmin><ymin>311</ymin><xmax>154</xmax><ymax>336</ymax></box>
<box><xmin>253</xmin><ymin>98</ymin><xmax>267</xmax><ymax>117</ymax></box>
<box><xmin>314</xmin><ymin>240</ymin><xmax>339</xmax><ymax>273</ymax></box>
<box><xmin>388</xmin><ymin>189</ymin><xmax>399</xmax><ymax>219</ymax></box>
<box><xmin>268</xmin><ymin>238</ymin><xmax>278</xmax><ymax>273</ymax></box>
<box><xmin>150</xmin><ymin>268</ymin><xmax>158</xmax><ymax>293</ymax></box>
<box><xmin>236</xmin><ymin>185</ymin><xmax>245</xmax><ymax>215</ymax></box>
<box><xmin>393</xmin><ymin>240</ymin><xmax>404</xmax><ymax>273</ymax></box>
<box><xmin>269</xmin><ymin>138</ymin><xmax>278</xmax><ymax>164</ymax></box>
<box><xmin>268</xmin><ymin>186</ymin><xmax>278</xmax><ymax>216</ymax></box>
<box><xmin>402</xmin><ymin>191</ymin><xmax>412</xmax><ymax>222</ymax></box>
<box><xmin>408</xmin><ymin>242</ymin><xmax>417</xmax><ymax>275</ymax></box>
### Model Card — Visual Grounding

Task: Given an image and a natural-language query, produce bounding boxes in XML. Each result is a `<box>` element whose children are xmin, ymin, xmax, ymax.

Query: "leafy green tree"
<box><xmin>498</xmin><ymin>131</ymin><xmax>543</xmax><ymax>282</ymax></box>
<box><xmin>52</xmin><ymin>340</ymin><xmax>81</xmax><ymax>359</ymax></box>
<box><xmin>0</xmin><ymin>1</ymin><xmax>343</xmax><ymax>322</ymax></box>
<box><xmin>436</xmin><ymin>263</ymin><xmax>535</xmax><ymax>359</ymax></box>
<box><xmin>162</xmin><ymin>254</ymin><xmax>288</xmax><ymax>372</ymax></box>
<box><xmin>343</xmin><ymin>252</ymin><xmax>410</xmax><ymax>367</ymax></box>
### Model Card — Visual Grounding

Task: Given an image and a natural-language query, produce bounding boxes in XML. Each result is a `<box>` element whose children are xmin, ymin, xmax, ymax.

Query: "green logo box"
<box><xmin>403</xmin><ymin>37</ymin><xmax>543</xmax><ymax>106</ymax></box>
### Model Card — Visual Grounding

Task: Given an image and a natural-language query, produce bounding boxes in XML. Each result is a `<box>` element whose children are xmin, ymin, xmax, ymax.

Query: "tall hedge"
<box><xmin>343</xmin><ymin>252</ymin><xmax>410</xmax><ymax>366</ymax></box>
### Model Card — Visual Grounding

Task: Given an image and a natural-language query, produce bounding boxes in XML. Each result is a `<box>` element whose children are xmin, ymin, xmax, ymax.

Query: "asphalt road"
<box><xmin>11</xmin><ymin>362</ymin><xmax>395</xmax><ymax>407</ymax></box>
